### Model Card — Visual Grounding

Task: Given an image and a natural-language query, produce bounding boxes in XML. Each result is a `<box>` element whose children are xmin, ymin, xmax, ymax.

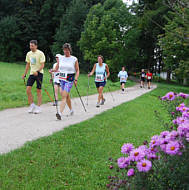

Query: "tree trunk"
<box><xmin>166</xmin><ymin>70</ymin><xmax>171</xmax><ymax>82</ymax></box>
<box><xmin>183</xmin><ymin>78</ymin><xmax>187</xmax><ymax>85</ymax></box>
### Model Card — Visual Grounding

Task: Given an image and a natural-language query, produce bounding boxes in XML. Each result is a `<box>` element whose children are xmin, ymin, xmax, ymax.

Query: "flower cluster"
<box><xmin>161</xmin><ymin>92</ymin><xmax>189</xmax><ymax>101</ymax></box>
<box><xmin>116</xmin><ymin>92</ymin><xmax>189</xmax><ymax>177</ymax></box>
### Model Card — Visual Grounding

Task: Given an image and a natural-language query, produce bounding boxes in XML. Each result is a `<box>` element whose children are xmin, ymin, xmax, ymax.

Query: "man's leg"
<box><xmin>37</xmin><ymin>89</ymin><xmax>42</xmax><ymax>106</ymax></box>
<box><xmin>26</xmin><ymin>86</ymin><xmax>33</xmax><ymax>105</ymax></box>
<box><xmin>36</xmin><ymin>73</ymin><xmax>43</xmax><ymax>107</ymax></box>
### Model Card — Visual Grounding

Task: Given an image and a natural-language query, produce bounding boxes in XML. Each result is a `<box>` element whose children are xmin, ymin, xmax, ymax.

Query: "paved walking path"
<box><xmin>0</xmin><ymin>84</ymin><xmax>156</xmax><ymax>154</ymax></box>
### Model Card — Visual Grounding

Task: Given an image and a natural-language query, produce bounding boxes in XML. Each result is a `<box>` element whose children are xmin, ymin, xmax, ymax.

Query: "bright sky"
<box><xmin>122</xmin><ymin>0</ymin><xmax>138</xmax><ymax>5</ymax></box>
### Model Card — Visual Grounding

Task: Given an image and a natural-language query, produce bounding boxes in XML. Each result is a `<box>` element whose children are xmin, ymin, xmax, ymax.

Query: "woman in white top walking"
<box><xmin>118</xmin><ymin>67</ymin><xmax>128</xmax><ymax>93</ymax></box>
<box><xmin>50</xmin><ymin>43</ymin><xmax>79</xmax><ymax>117</ymax></box>
<box><xmin>88</xmin><ymin>55</ymin><xmax>110</xmax><ymax>107</ymax></box>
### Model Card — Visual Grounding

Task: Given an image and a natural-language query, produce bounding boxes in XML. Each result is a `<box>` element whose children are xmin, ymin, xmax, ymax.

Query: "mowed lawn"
<box><xmin>0</xmin><ymin>82</ymin><xmax>188</xmax><ymax>190</ymax></box>
<box><xmin>0</xmin><ymin>62</ymin><xmax>135</xmax><ymax>111</ymax></box>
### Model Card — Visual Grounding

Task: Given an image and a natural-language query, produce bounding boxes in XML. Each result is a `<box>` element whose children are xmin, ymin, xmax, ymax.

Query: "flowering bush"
<box><xmin>107</xmin><ymin>92</ymin><xmax>189</xmax><ymax>190</ymax></box>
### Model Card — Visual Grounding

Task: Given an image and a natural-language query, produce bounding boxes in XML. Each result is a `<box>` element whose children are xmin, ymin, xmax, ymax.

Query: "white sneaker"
<box><xmin>28</xmin><ymin>103</ymin><xmax>35</xmax><ymax>113</ymax></box>
<box><xmin>96</xmin><ymin>102</ymin><xmax>100</xmax><ymax>108</ymax></box>
<box><xmin>33</xmin><ymin>106</ymin><xmax>42</xmax><ymax>114</ymax></box>
<box><xmin>70</xmin><ymin>110</ymin><xmax>74</xmax><ymax>116</ymax></box>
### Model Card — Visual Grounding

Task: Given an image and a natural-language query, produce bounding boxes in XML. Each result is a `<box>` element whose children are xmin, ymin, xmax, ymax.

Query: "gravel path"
<box><xmin>0</xmin><ymin>84</ymin><xmax>156</xmax><ymax>154</ymax></box>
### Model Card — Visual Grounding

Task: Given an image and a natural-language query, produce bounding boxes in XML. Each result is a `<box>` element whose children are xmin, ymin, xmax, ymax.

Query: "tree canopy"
<box><xmin>0</xmin><ymin>0</ymin><xmax>188</xmax><ymax>83</ymax></box>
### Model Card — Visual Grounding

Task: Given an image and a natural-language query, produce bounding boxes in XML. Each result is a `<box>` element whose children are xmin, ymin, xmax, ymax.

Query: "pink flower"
<box><xmin>181</xmin><ymin>107</ymin><xmax>189</xmax><ymax>113</ymax></box>
<box><xmin>146</xmin><ymin>152</ymin><xmax>157</xmax><ymax>160</ymax></box>
<box><xmin>137</xmin><ymin>159</ymin><xmax>152</xmax><ymax>172</ymax></box>
<box><xmin>117</xmin><ymin>157</ymin><xmax>130</xmax><ymax>169</ymax></box>
<box><xmin>150</xmin><ymin>135</ymin><xmax>160</xmax><ymax>147</ymax></box>
<box><xmin>138</xmin><ymin>145</ymin><xmax>147</xmax><ymax>151</ymax></box>
<box><xmin>130</xmin><ymin>148</ymin><xmax>145</xmax><ymax>162</ymax></box>
<box><xmin>121</xmin><ymin>143</ymin><xmax>134</xmax><ymax>154</ymax></box>
<box><xmin>173</xmin><ymin>117</ymin><xmax>186</xmax><ymax>125</ymax></box>
<box><xmin>182</xmin><ymin>111</ymin><xmax>189</xmax><ymax>118</ymax></box>
<box><xmin>167</xmin><ymin>130</ymin><xmax>179</xmax><ymax>141</ymax></box>
<box><xmin>166</xmin><ymin>141</ymin><xmax>180</xmax><ymax>155</ymax></box>
<box><xmin>160</xmin><ymin>131</ymin><xmax>170</xmax><ymax>138</ymax></box>
<box><xmin>176</xmin><ymin>103</ymin><xmax>185</xmax><ymax>111</ymax></box>
<box><xmin>161</xmin><ymin>96</ymin><xmax>167</xmax><ymax>100</ymax></box>
<box><xmin>127</xmin><ymin>168</ymin><xmax>135</xmax><ymax>176</ymax></box>
<box><xmin>160</xmin><ymin>138</ymin><xmax>169</xmax><ymax>152</ymax></box>
<box><xmin>177</xmin><ymin>120</ymin><xmax>189</xmax><ymax>137</ymax></box>
<box><xmin>165</xmin><ymin>92</ymin><xmax>176</xmax><ymax>101</ymax></box>
<box><xmin>178</xmin><ymin>93</ymin><xmax>189</xmax><ymax>99</ymax></box>
<box><xmin>186</xmin><ymin>133</ymin><xmax>189</xmax><ymax>142</ymax></box>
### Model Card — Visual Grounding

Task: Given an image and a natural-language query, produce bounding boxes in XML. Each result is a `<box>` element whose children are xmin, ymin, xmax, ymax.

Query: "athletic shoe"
<box><xmin>148</xmin><ymin>87</ymin><xmax>150</xmax><ymax>89</ymax></box>
<box><xmin>70</xmin><ymin>110</ymin><xmax>74</xmax><ymax>116</ymax></box>
<box><xmin>140</xmin><ymin>86</ymin><xmax>142</xmax><ymax>88</ymax></box>
<box><xmin>28</xmin><ymin>103</ymin><xmax>35</xmax><ymax>113</ymax></box>
<box><xmin>96</xmin><ymin>102</ymin><xmax>100</xmax><ymax>108</ymax></box>
<box><xmin>33</xmin><ymin>106</ymin><xmax>42</xmax><ymax>114</ymax></box>
<box><xmin>101</xmin><ymin>98</ymin><xmax>106</xmax><ymax>105</ymax></box>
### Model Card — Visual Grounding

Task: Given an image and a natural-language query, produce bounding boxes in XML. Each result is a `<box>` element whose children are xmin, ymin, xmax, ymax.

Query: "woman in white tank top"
<box><xmin>50</xmin><ymin>43</ymin><xmax>79</xmax><ymax>118</ymax></box>
<box><xmin>88</xmin><ymin>55</ymin><xmax>110</xmax><ymax>107</ymax></box>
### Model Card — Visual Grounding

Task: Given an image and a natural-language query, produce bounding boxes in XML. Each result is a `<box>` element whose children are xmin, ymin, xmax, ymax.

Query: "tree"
<box><xmin>52</xmin><ymin>0</ymin><xmax>105</xmax><ymax>69</ymax></box>
<box><xmin>133</xmin><ymin>0</ymin><xmax>170</xmax><ymax>72</ymax></box>
<box><xmin>158</xmin><ymin>0</ymin><xmax>189</xmax><ymax>83</ymax></box>
<box><xmin>52</xmin><ymin>0</ymin><xmax>88</xmax><ymax>60</ymax></box>
<box><xmin>0</xmin><ymin>16</ymin><xmax>22</xmax><ymax>62</ymax></box>
<box><xmin>78</xmin><ymin>0</ymin><xmax>139</xmax><ymax>79</ymax></box>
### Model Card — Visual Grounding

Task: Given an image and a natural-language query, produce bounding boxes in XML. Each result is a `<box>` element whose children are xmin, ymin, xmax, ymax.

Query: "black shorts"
<box><xmin>95</xmin><ymin>81</ymin><xmax>106</xmax><ymax>88</ymax></box>
<box><xmin>27</xmin><ymin>72</ymin><xmax>43</xmax><ymax>89</ymax></box>
<box><xmin>120</xmin><ymin>82</ymin><xmax>126</xmax><ymax>85</ymax></box>
<box><xmin>147</xmin><ymin>79</ymin><xmax>151</xmax><ymax>83</ymax></box>
<box><xmin>141</xmin><ymin>77</ymin><xmax>145</xmax><ymax>82</ymax></box>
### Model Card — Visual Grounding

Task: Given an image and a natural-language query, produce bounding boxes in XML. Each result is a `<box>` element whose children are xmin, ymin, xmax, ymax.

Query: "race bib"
<box><xmin>121</xmin><ymin>78</ymin><xmax>125</xmax><ymax>81</ymax></box>
<box><xmin>95</xmin><ymin>74</ymin><xmax>104</xmax><ymax>82</ymax></box>
<box><xmin>142</xmin><ymin>74</ymin><xmax>145</xmax><ymax>77</ymax></box>
<box><xmin>55</xmin><ymin>73</ymin><xmax>60</xmax><ymax>77</ymax></box>
<box><xmin>148</xmin><ymin>76</ymin><xmax>151</xmax><ymax>79</ymax></box>
<box><xmin>59</xmin><ymin>72</ymin><xmax>67</xmax><ymax>80</ymax></box>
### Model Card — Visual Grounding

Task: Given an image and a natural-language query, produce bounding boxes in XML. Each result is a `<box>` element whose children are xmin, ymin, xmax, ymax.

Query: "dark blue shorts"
<box><xmin>95</xmin><ymin>81</ymin><xmax>106</xmax><ymax>88</ymax></box>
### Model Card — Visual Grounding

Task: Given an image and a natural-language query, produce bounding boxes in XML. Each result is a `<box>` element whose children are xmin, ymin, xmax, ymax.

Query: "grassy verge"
<box><xmin>0</xmin><ymin>83</ymin><xmax>188</xmax><ymax>189</ymax></box>
<box><xmin>0</xmin><ymin>62</ymin><xmax>135</xmax><ymax>111</ymax></box>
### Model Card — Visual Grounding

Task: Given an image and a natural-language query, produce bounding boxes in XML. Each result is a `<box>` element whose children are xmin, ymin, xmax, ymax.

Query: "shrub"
<box><xmin>107</xmin><ymin>92</ymin><xmax>189</xmax><ymax>190</ymax></box>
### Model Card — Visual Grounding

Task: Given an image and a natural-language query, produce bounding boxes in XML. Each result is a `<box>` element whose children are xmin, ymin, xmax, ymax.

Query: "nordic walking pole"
<box><xmin>50</xmin><ymin>74</ymin><xmax>61</xmax><ymax>120</ymax></box>
<box><xmin>22</xmin><ymin>76</ymin><xmax>29</xmax><ymax>105</ymax></box>
<box><xmin>107</xmin><ymin>84</ymin><xmax>115</xmax><ymax>102</ymax></box>
<box><xmin>36</xmin><ymin>76</ymin><xmax>54</xmax><ymax>103</ymax></box>
<box><xmin>74</xmin><ymin>82</ymin><xmax>87</xmax><ymax>112</ymax></box>
<box><xmin>86</xmin><ymin>75</ymin><xmax>90</xmax><ymax>105</ymax></box>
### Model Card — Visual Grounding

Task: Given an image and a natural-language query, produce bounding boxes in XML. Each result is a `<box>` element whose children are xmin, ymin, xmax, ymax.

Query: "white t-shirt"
<box><xmin>59</xmin><ymin>55</ymin><xmax>77</xmax><ymax>81</ymax></box>
<box><xmin>118</xmin><ymin>71</ymin><xmax>128</xmax><ymax>82</ymax></box>
<box><xmin>53</xmin><ymin>63</ymin><xmax>60</xmax><ymax>83</ymax></box>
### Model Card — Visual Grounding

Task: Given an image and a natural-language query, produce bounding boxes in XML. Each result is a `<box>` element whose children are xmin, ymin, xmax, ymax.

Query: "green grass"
<box><xmin>0</xmin><ymin>62</ymin><xmax>135</xmax><ymax>111</ymax></box>
<box><xmin>0</xmin><ymin>83</ymin><xmax>188</xmax><ymax>189</ymax></box>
